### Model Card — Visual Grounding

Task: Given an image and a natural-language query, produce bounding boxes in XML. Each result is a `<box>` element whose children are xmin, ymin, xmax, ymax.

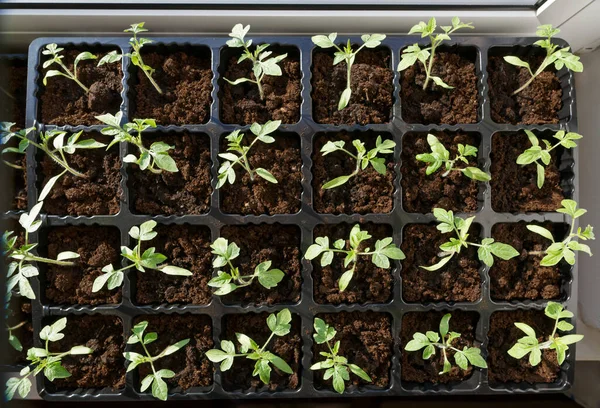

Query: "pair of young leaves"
<box><xmin>5</xmin><ymin>317</ymin><xmax>93</xmax><ymax>401</ymax></box>
<box><xmin>405</xmin><ymin>313</ymin><xmax>487</xmax><ymax>375</ymax></box>
<box><xmin>206</xmin><ymin>309</ymin><xmax>293</xmax><ymax>385</ymax></box>
<box><xmin>508</xmin><ymin>302</ymin><xmax>583</xmax><ymax>367</ymax></box>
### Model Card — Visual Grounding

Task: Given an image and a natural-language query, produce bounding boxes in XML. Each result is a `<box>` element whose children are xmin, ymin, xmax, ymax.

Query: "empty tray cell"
<box><xmin>219</xmin><ymin>223</ymin><xmax>302</xmax><ymax>306</ymax></box>
<box><xmin>312</xmin><ymin>222</ymin><xmax>395</xmax><ymax>305</ymax></box>
<box><xmin>218</xmin><ymin>130</ymin><xmax>302</xmax><ymax>215</ymax></box>
<box><xmin>312</xmin><ymin>44</ymin><xmax>393</xmax><ymax>125</ymax></box>
<box><xmin>134</xmin><ymin>224</ymin><xmax>213</xmax><ymax>305</ymax></box>
<box><xmin>400</xmin><ymin>45</ymin><xmax>479</xmax><ymax>125</ymax></box>
<box><xmin>221</xmin><ymin>311</ymin><xmax>302</xmax><ymax>392</ymax></box>
<box><xmin>41</xmin><ymin>225</ymin><xmax>121</xmax><ymax>306</ymax></box>
<box><xmin>36</xmin><ymin>43</ymin><xmax>124</xmax><ymax>126</ymax></box>
<box><xmin>128</xmin><ymin>43</ymin><xmax>212</xmax><ymax>126</ymax></box>
<box><xmin>400</xmin><ymin>310</ymin><xmax>480</xmax><ymax>385</ymax></box>
<box><xmin>132</xmin><ymin>314</ymin><xmax>214</xmax><ymax>393</ymax></box>
<box><xmin>490</xmin><ymin>222</ymin><xmax>570</xmax><ymax>302</ymax></box>
<box><xmin>313</xmin><ymin>311</ymin><xmax>392</xmax><ymax>392</ymax></box>
<box><xmin>401</xmin><ymin>131</ymin><xmax>483</xmax><ymax>214</ymax></box>
<box><xmin>219</xmin><ymin>44</ymin><xmax>301</xmax><ymax>125</ymax></box>
<box><xmin>43</xmin><ymin>314</ymin><xmax>125</xmax><ymax>392</ymax></box>
<box><xmin>129</xmin><ymin>131</ymin><xmax>212</xmax><ymax>215</ymax></box>
<box><xmin>312</xmin><ymin>131</ymin><xmax>396</xmax><ymax>215</ymax></box>
<box><xmin>38</xmin><ymin>132</ymin><xmax>122</xmax><ymax>216</ymax></box>
<box><xmin>401</xmin><ymin>223</ymin><xmax>482</xmax><ymax>303</ymax></box>
<box><xmin>491</xmin><ymin>130</ymin><xmax>574</xmax><ymax>213</ymax></box>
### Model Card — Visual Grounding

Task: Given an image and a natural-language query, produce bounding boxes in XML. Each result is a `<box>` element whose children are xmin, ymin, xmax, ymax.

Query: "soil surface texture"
<box><xmin>401</xmin><ymin>50</ymin><xmax>478</xmax><ymax>124</ymax></box>
<box><xmin>488</xmin><ymin>310</ymin><xmax>561</xmax><ymax>383</ymax></box>
<box><xmin>401</xmin><ymin>224</ymin><xmax>481</xmax><ymax>302</ymax></box>
<box><xmin>220</xmin><ymin>224</ymin><xmax>302</xmax><ymax>305</ymax></box>
<box><xmin>48</xmin><ymin>314</ymin><xmax>125</xmax><ymax>390</ymax></box>
<box><xmin>312</xmin><ymin>223</ymin><xmax>394</xmax><ymax>304</ymax></box>
<box><xmin>490</xmin><ymin>222</ymin><xmax>565</xmax><ymax>301</ymax></box>
<box><xmin>132</xmin><ymin>50</ymin><xmax>212</xmax><ymax>125</ymax></box>
<box><xmin>313</xmin><ymin>312</ymin><xmax>392</xmax><ymax>390</ymax></box>
<box><xmin>220</xmin><ymin>133</ymin><xmax>302</xmax><ymax>215</ymax></box>
<box><xmin>220</xmin><ymin>48</ymin><xmax>301</xmax><ymax>125</ymax></box>
<box><xmin>313</xmin><ymin>132</ymin><xmax>395</xmax><ymax>214</ymax></box>
<box><xmin>136</xmin><ymin>225</ymin><xmax>213</xmax><ymax>305</ymax></box>
<box><xmin>488</xmin><ymin>54</ymin><xmax>562</xmax><ymax>124</ymax></box>
<box><xmin>39</xmin><ymin>48</ymin><xmax>123</xmax><ymax>126</ymax></box>
<box><xmin>133</xmin><ymin>314</ymin><xmax>214</xmax><ymax>391</ymax></box>
<box><xmin>401</xmin><ymin>311</ymin><xmax>479</xmax><ymax>383</ymax></box>
<box><xmin>222</xmin><ymin>312</ymin><xmax>302</xmax><ymax>391</ymax></box>
<box><xmin>312</xmin><ymin>48</ymin><xmax>393</xmax><ymax>125</ymax></box>
<box><xmin>491</xmin><ymin>132</ymin><xmax>565</xmax><ymax>212</ymax></box>
<box><xmin>402</xmin><ymin>132</ymin><xmax>480</xmax><ymax>213</ymax></box>
<box><xmin>40</xmin><ymin>134</ymin><xmax>122</xmax><ymax>216</ymax></box>
<box><xmin>45</xmin><ymin>226</ymin><xmax>121</xmax><ymax>305</ymax></box>
<box><xmin>130</xmin><ymin>132</ymin><xmax>212</xmax><ymax>215</ymax></box>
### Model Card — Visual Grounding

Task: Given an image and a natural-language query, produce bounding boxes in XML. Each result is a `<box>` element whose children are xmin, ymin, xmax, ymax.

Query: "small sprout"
<box><xmin>422</xmin><ymin>209</ymin><xmax>519</xmax><ymax>271</ymax></box>
<box><xmin>124</xmin><ymin>321</ymin><xmax>189</xmax><ymax>401</ymax></box>
<box><xmin>4</xmin><ymin>201</ymin><xmax>80</xmax><ymax>300</ymax></box>
<box><xmin>98</xmin><ymin>22</ymin><xmax>162</xmax><ymax>94</ymax></box>
<box><xmin>217</xmin><ymin>120</ymin><xmax>280</xmax><ymax>188</ymax></box>
<box><xmin>225</xmin><ymin>24</ymin><xmax>287</xmax><ymax>101</ymax></box>
<box><xmin>4</xmin><ymin>317</ymin><xmax>93</xmax><ymax>401</ymax></box>
<box><xmin>508</xmin><ymin>301</ymin><xmax>583</xmax><ymax>366</ymax></box>
<box><xmin>42</xmin><ymin>43</ymin><xmax>97</xmax><ymax>93</ymax></box>
<box><xmin>398</xmin><ymin>17</ymin><xmax>474</xmax><ymax>90</ymax></box>
<box><xmin>96</xmin><ymin>112</ymin><xmax>178</xmax><ymax>174</ymax></box>
<box><xmin>92</xmin><ymin>220</ymin><xmax>192</xmax><ymax>293</ymax></box>
<box><xmin>312</xmin><ymin>33</ymin><xmax>386</xmax><ymax>110</ymax></box>
<box><xmin>207</xmin><ymin>237</ymin><xmax>284</xmax><ymax>296</ymax></box>
<box><xmin>5</xmin><ymin>293</ymin><xmax>27</xmax><ymax>352</ymax></box>
<box><xmin>1</xmin><ymin>123</ymin><xmax>106</xmax><ymax>201</ymax></box>
<box><xmin>310</xmin><ymin>318</ymin><xmax>371</xmax><ymax>394</ymax></box>
<box><xmin>305</xmin><ymin>224</ymin><xmax>404</xmax><ymax>292</ymax></box>
<box><xmin>504</xmin><ymin>24</ymin><xmax>583</xmax><ymax>95</ymax></box>
<box><xmin>405</xmin><ymin>313</ymin><xmax>487</xmax><ymax>375</ymax></box>
<box><xmin>526</xmin><ymin>200</ymin><xmax>594</xmax><ymax>266</ymax></box>
<box><xmin>320</xmin><ymin>136</ymin><xmax>395</xmax><ymax>189</ymax></box>
<box><xmin>517</xmin><ymin>130</ymin><xmax>582</xmax><ymax>189</ymax></box>
<box><xmin>416</xmin><ymin>134</ymin><xmax>490</xmax><ymax>182</ymax></box>
<box><xmin>206</xmin><ymin>309</ymin><xmax>294</xmax><ymax>384</ymax></box>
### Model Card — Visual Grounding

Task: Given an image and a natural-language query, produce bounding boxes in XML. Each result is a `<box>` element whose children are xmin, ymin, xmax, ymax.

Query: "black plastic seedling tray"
<box><xmin>8</xmin><ymin>33</ymin><xmax>581</xmax><ymax>400</ymax></box>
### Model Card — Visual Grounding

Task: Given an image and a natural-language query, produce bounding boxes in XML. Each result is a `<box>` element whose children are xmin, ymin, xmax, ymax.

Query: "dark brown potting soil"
<box><xmin>490</xmin><ymin>222</ymin><xmax>565</xmax><ymax>301</ymax></box>
<box><xmin>401</xmin><ymin>132</ymin><xmax>480</xmax><ymax>213</ymax></box>
<box><xmin>219</xmin><ymin>134</ymin><xmax>302</xmax><ymax>215</ymax></box>
<box><xmin>401</xmin><ymin>311</ymin><xmax>479</xmax><ymax>383</ymax></box>
<box><xmin>220</xmin><ymin>48</ymin><xmax>301</xmax><ymax>125</ymax></box>
<box><xmin>488</xmin><ymin>54</ymin><xmax>562</xmax><ymax>125</ymax></box>
<box><xmin>312</xmin><ymin>223</ymin><xmax>394</xmax><ymax>304</ymax></box>
<box><xmin>4</xmin><ymin>296</ymin><xmax>33</xmax><ymax>366</ymax></box>
<box><xmin>401</xmin><ymin>224</ymin><xmax>481</xmax><ymax>302</ymax></box>
<box><xmin>488</xmin><ymin>310</ymin><xmax>560</xmax><ymax>383</ymax></box>
<box><xmin>39</xmin><ymin>48</ymin><xmax>123</xmax><ymax>126</ymax></box>
<box><xmin>312</xmin><ymin>132</ymin><xmax>395</xmax><ymax>214</ymax></box>
<box><xmin>130</xmin><ymin>132</ymin><xmax>212</xmax><ymax>215</ymax></box>
<box><xmin>40</xmin><ymin>134</ymin><xmax>122</xmax><ymax>216</ymax></box>
<box><xmin>132</xmin><ymin>50</ymin><xmax>212</xmax><ymax>125</ymax></box>
<box><xmin>491</xmin><ymin>132</ymin><xmax>564</xmax><ymax>212</ymax></box>
<box><xmin>135</xmin><ymin>225</ymin><xmax>213</xmax><ymax>305</ymax></box>
<box><xmin>313</xmin><ymin>312</ymin><xmax>392</xmax><ymax>390</ymax></box>
<box><xmin>222</xmin><ymin>312</ymin><xmax>302</xmax><ymax>391</ymax></box>
<box><xmin>45</xmin><ymin>226</ymin><xmax>121</xmax><ymax>305</ymax></box>
<box><xmin>312</xmin><ymin>48</ymin><xmax>393</xmax><ymax>125</ymax></box>
<box><xmin>400</xmin><ymin>50</ymin><xmax>478</xmax><ymax>124</ymax></box>
<box><xmin>48</xmin><ymin>314</ymin><xmax>125</xmax><ymax>390</ymax></box>
<box><xmin>220</xmin><ymin>224</ymin><xmax>302</xmax><ymax>305</ymax></box>
<box><xmin>133</xmin><ymin>314</ymin><xmax>214</xmax><ymax>391</ymax></box>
